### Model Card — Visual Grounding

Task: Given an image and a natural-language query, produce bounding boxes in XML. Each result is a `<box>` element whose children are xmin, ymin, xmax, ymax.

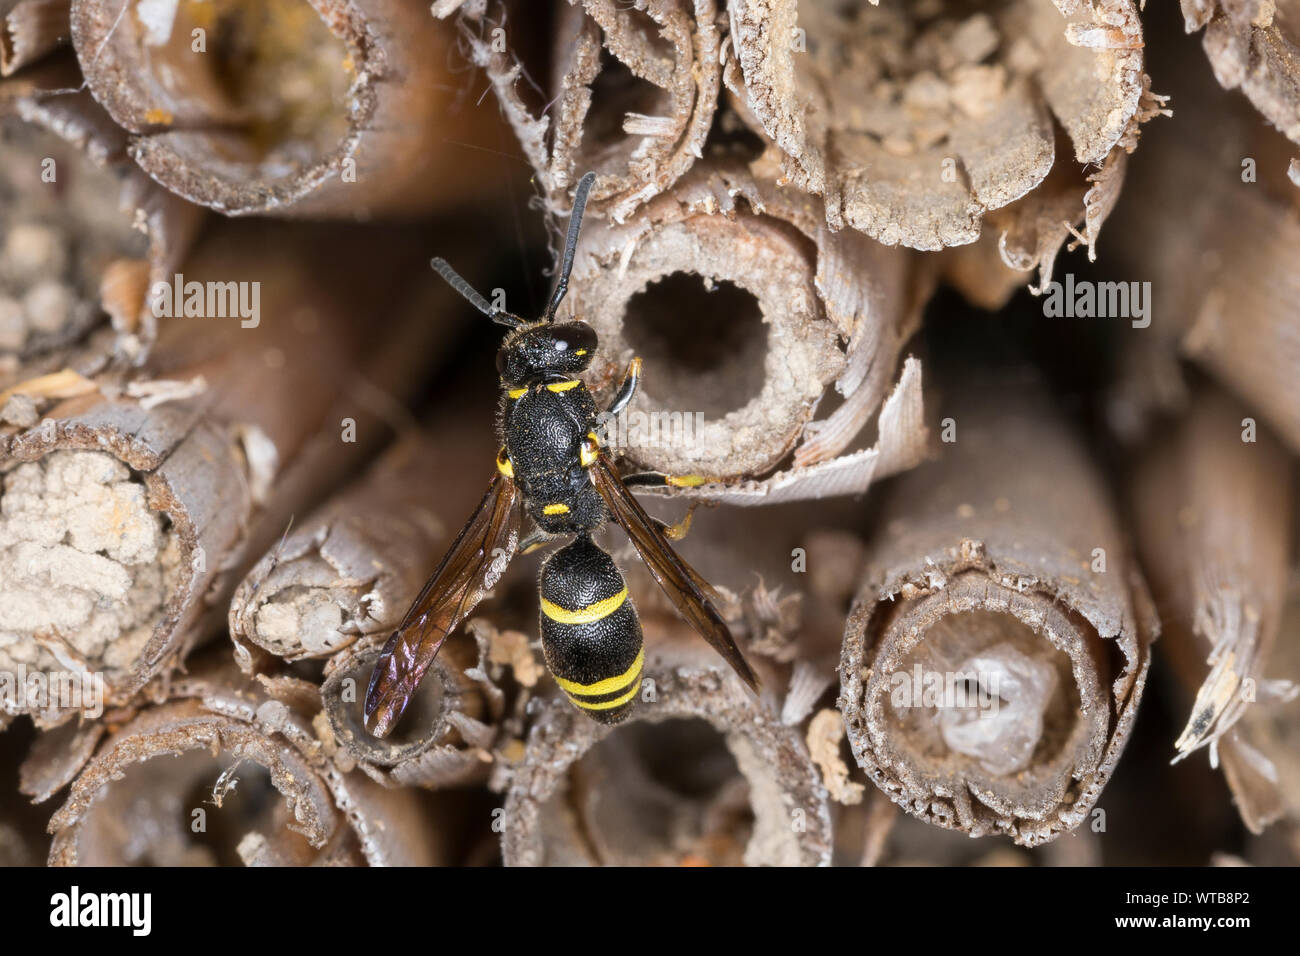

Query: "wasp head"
<box><xmin>497</xmin><ymin>321</ymin><xmax>597</xmax><ymax>384</ymax></box>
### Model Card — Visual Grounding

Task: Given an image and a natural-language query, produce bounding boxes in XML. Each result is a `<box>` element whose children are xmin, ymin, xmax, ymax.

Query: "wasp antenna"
<box><xmin>542</xmin><ymin>171</ymin><xmax>596</xmax><ymax>323</ymax></box>
<box><xmin>431</xmin><ymin>257</ymin><xmax>524</xmax><ymax>329</ymax></box>
<box><xmin>431</xmin><ymin>257</ymin><xmax>492</xmax><ymax>315</ymax></box>
<box><xmin>491</xmin><ymin>312</ymin><xmax>527</xmax><ymax>329</ymax></box>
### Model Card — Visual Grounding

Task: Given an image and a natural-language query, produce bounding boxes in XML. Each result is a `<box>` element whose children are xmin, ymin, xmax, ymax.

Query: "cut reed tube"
<box><xmin>44</xmin><ymin>659</ymin><xmax>447</xmax><ymax>865</ymax></box>
<box><xmin>724</xmin><ymin>0</ymin><xmax>1158</xmax><ymax>269</ymax></box>
<box><xmin>838</xmin><ymin>378</ymin><xmax>1156</xmax><ymax>845</ymax></box>
<box><xmin>228</xmin><ymin>402</ymin><xmax>506</xmax><ymax>787</ymax></box>
<box><xmin>320</xmin><ymin>634</ymin><xmax>500</xmax><ymax>788</ymax></box>
<box><xmin>1231</xmin><ymin>576</ymin><xmax>1300</xmax><ymax>853</ymax></box>
<box><xmin>545</xmin><ymin>0</ymin><xmax>721</xmax><ymax>222</ymax></box>
<box><xmin>229</xmin><ymin>435</ymin><xmax>466</xmax><ymax>667</ymax></box>
<box><xmin>1131</xmin><ymin>388</ymin><xmax>1295</xmax><ymax>833</ymax></box>
<box><xmin>564</xmin><ymin>160</ymin><xmax>927</xmax><ymax>491</ymax></box>
<box><xmin>502</xmin><ymin>620</ymin><xmax>832</xmax><ymax>866</ymax></box>
<box><xmin>70</xmin><ymin>0</ymin><xmax>503</xmax><ymax>217</ymax></box>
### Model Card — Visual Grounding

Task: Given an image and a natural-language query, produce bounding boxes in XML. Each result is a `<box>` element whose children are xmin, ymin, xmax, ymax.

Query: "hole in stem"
<box><xmin>550</xmin><ymin>717</ymin><xmax>756</xmax><ymax>865</ymax></box>
<box><xmin>76</xmin><ymin>751</ymin><xmax>316</xmax><ymax>866</ymax></box>
<box><xmin>884</xmin><ymin>608</ymin><xmax>1079</xmax><ymax>777</ymax></box>
<box><xmin>324</xmin><ymin>646</ymin><xmax>450</xmax><ymax>757</ymax></box>
<box><xmin>621</xmin><ymin>275</ymin><xmax>767</xmax><ymax>420</ymax></box>
<box><xmin>584</xmin><ymin>47</ymin><xmax>663</xmax><ymax>149</ymax></box>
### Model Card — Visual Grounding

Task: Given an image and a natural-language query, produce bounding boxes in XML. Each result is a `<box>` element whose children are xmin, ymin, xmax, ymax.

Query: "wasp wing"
<box><xmin>364</xmin><ymin>470</ymin><xmax>519</xmax><ymax>737</ymax></box>
<box><xmin>589</xmin><ymin>452</ymin><xmax>759</xmax><ymax>692</ymax></box>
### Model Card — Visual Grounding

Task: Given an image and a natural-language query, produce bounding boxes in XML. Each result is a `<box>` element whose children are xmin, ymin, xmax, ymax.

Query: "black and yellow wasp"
<box><xmin>364</xmin><ymin>172</ymin><xmax>759</xmax><ymax>737</ymax></box>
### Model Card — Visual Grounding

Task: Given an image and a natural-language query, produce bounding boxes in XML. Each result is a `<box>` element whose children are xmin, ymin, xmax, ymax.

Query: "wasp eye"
<box><xmin>550</xmin><ymin>322</ymin><xmax>598</xmax><ymax>357</ymax></box>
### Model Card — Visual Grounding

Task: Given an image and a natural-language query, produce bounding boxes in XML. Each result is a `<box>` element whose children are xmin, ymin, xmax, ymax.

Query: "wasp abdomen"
<box><xmin>539</xmin><ymin>534</ymin><xmax>643</xmax><ymax>724</ymax></box>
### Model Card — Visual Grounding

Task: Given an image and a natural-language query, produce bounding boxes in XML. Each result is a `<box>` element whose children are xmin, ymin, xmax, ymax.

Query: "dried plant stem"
<box><xmin>568</xmin><ymin>161</ymin><xmax>925</xmax><ymax>488</ymax></box>
<box><xmin>1132</xmin><ymin>388</ymin><xmax>1295</xmax><ymax>832</ymax></box>
<box><xmin>45</xmin><ymin>660</ymin><xmax>446</xmax><ymax>865</ymax></box>
<box><xmin>230</xmin><ymin>398</ymin><xmax>509</xmax><ymax>787</ymax></box>
<box><xmin>839</xmin><ymin>379</ymin><xmax>1156</xmax><ymax>845</ymax></box>
<box><xmin>446</xmin><ymin>0</ymin><xmax>723</xmax><ymax>222</ymax></box>
<box><xmin>70</xmin><ymin>0</ymin><xmax>501</xmax><ymax>217</ymax></box>
<box><xmin>229</xmin><ymin>434</ymin><xmax>469</xmax><ymax>666</ymax></box>
<box><xmin>502</xmin><ymin>621</ymin><xmax>831</xmax><ymax>866</ymax></box>
<box><xmin>1233</xmin><ymin>577</ymin><xmax>1300</xmax><ymax>849</ymax></box>
<box><xmin>545</xmin><ymin>0</ymin><xmax>720</xmax><ymax>221</ymax></box>
<box><xmin>320</xmin><ymin>634</ymin><xmax>500</xmax><ymax>789</ymax></box>
<box><xmin>725</xmin><ymin>0</ymin><xmax>1154</xmax><ymax>263</ymax></box>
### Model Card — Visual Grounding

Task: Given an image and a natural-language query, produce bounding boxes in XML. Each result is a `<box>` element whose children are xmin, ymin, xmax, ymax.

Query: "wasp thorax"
<box><xmin>497</xmin><ymin>321</ymin><xmax>598</xmax><ymax>384</ymax></box>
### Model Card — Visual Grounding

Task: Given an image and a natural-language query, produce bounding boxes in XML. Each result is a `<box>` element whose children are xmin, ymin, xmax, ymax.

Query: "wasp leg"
<box><xmin>621</xmin><ymin>471</ymin><xmax>712</xmax><ymax>489</ymax></box>
<box><xmin>606</xmin><ymin>357</ymin><xmax>643</xmax><ymax>417</ymax></box>
<box><xmin>517</xmin><ymin>528</ymin><xmax>554</xmax><ymax>555</ymax></box>
<box><xmin>651</xmin><ymin>502</ymin><xmax>700</xmax><ymax>541</ymax></box>
<box><xmin>621</xmin><ymin>467</ymin><xmax>707</xmax><ymax>539</ymax></box>
<box><xmin>495</xmin><ymin>446</ymin><xmax>515</xmax><ymax>479</ymax></box>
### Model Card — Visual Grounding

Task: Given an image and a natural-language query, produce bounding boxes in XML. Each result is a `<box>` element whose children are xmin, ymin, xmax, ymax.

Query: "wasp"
<box><xmin>364</xmin><ymin>172</ymin><xmax>759</xmax><ymax>737</ymax></box>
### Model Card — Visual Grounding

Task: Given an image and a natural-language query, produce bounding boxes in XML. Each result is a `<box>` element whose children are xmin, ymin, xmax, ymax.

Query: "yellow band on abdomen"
<box><xmin>540</xmin><ymin>587</ymin><xmax>627</xmax><ymax>625</ymax></box>
<box><xmin>567</xmin><ymin>680</ymin><xmax>640</xmax><ymax>711</ymax></box>
<box><xmin>553</xmin><ymin>648</ymin><xmax>644</xmax><ymax>697</ymax></box>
